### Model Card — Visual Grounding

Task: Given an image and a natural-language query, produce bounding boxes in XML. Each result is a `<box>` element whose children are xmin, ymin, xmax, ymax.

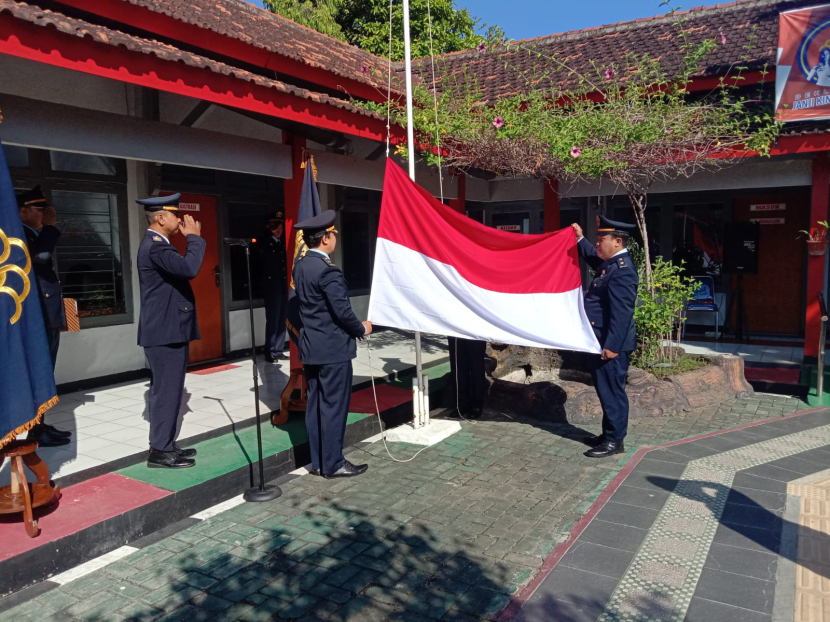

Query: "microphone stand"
<box><xmin>230</xmin><ymin>239</ymin><xmax>281</xmax><ymax>502</ymax></box>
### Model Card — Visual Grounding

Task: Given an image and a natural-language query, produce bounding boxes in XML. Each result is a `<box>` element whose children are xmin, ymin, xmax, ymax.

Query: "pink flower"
<box><xmin>493</xmin><ymin>116</ymin><xmax>505</xmax><ymax>129</ymax></box>
<box><xmin>604</xmin><ymin>68</ymin><xmax>615</xmax><ymax>80</ymax></box>
<box><xmin>570</xmin><ymin>146</ymin><xmax>582</xmax><ymax>159</ymax></box>
<box><xmin>478</xmin><ymin>41</ymin><xmax>487</xmax><ymax>53</ymax></box>
<box><xmin>665</xmin><ymin>128</ymin><xmax>674</xmax><ymax>134</ymax></box>
<box><xmin>719</xmin><ymin>30</ymin><xmax>727</xmax><ymax>45</ymax></box>
<box><xmin>361</xmin><ymin>65</ymin><xmax>368</xmax><ymax>73</ymax></box>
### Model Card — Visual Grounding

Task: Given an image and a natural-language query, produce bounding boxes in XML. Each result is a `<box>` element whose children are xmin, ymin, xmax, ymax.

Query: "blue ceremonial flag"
<box><xmin>0</xmin><ymin>139</ymin><xmax>58</xmax><ymax>448</ymax></box>
<box><xmin>286</xmin><ymin>159</ymin><xmax>321</xmax><ymax>346</ymax></box>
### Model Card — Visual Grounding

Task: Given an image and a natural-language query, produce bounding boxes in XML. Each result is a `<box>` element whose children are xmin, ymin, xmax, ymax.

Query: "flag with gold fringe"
<box><xmin>0</xmin><ymin>138</ymin><xmax>58</xmax><ymax>448</ymax></box>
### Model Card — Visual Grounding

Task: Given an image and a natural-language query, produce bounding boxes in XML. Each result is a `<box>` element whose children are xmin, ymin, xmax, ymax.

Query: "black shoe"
<box><xmin>468</xmin><ymin>408</ymin><xmax>483</xmax><ymax>420</ymax></box>
<box><xmin>148</xmin><ymin>449</ymin><xmax>196</xmax><ymax>469</ymax></box>
<box><xmin>322</xmin><ymin>460</ymin><xmax>368</xmax><ymax>479</ymax></box>
<box><xmin>309</xmin><ymin>468</ymin><xmax>321</xmax><ymax>476</ymax></box>
<box><xmin>584</xmin><ymin>440</ymin><xmax>625</xmax><ymax>458</ymax></box>
<box><xmin>174</xmin><ymin>444</ymin><xmax>197</xmax><ymax>458</ymax></box>
<box><xmin>264</xmin><ymin>356</ymin><xmax>277</xmax><ymax>364</ymax></box>
<box><xmin>29</xmin><ymin>426</ymin><xmax>71</xmax><ymax>448</ymax></box>
<box><xmin>43</xmin><ymin>423</ymin><xmax>72</xmax><ymax>438</ymax></box>
<box><xmin>582</xmin><ymin>434</ymin><xmax>605</xmax><ymax>448</ymax></box>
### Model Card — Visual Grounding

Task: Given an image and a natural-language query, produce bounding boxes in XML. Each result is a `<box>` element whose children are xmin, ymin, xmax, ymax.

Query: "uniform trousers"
<box><xmin>46</xmin><ymin>328</ymin><xmax>60</xmax><ymax>371</ymax></box>
<box><xmin>263</xmin><ymin>285</ymin><xmax>288</xmax><ymax>358</ymax></box>
<box><xmin>145</xmin><ymin>343</ymin><xmax>189</xmax><ymax>452</ymax></box>
<box><xmin>590</xmin><ymin>350</ymin><xmax>631</xmax><ymax>442</ymax></box>
<box><xmin>447</xmin><ymin>337</ymin><xmax>487</xmax><ymax>412</ymax></box>
<box><xmin>304</xmin><ymin>361</ymin><xmax>352</xmax><ymax>474</ymax></box>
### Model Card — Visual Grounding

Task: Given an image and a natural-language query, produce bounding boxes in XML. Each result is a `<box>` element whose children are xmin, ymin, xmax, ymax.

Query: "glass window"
<box><xmin>227</xmin><ymin>171</ymin><xmax>269</xmax><ymax>192</ymax></box>
<box><xmin>613</xmin><ymin>203</ymin><xmax>661</xmax><ymax>260</ymax></box>
<box><xmin>341</xmin><ymin>211</ymin><xmax>375</xmax><ymax>292</ymax></box>
<box><xmin>228</xmin><ymin>201</ymin><xmax>272</xmax><ymax>301</ymax></box>
<box><xmin>673</xmin><ymin>203</ymin><xmax>725</xmax><ymax>277</ymax></box>
<box><xmin>5</xmin><ymin>145</ymin><xmax>29</xmax><ymax>168</ymax></box>
<box><xmin>50</xmin><ymin>152</ymin><xmax>117</xmax><ymax>176</ymax></box>
<box><xmin>50</xmin><ymin>190</ymin><xmax>126</xmax><ymax>318</ymax></box>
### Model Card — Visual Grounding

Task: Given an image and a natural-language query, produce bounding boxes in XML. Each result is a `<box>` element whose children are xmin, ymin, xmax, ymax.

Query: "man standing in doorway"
<box><xmin>571</xmin><ymin>216</ymin><xmax>639</xmax><ymax>458</ymax></box>
<box><xmin>137</xmin><ymin>194</ymin><xmax>205</xmax><ymax>469</ymax></box>
<box><xmin>293</xmin><ymin>211</ymin><xmax>372</xmax><ymax>478</ymax></box>
<box><xmin>258</xmin><ymin>211</ymin><xmax>289</xmax><ymax>363</ymax></box>
<box><xmin>18</xmin><ymin>186</ymin><xmax>71</xmax><ymax>447</ymax></box>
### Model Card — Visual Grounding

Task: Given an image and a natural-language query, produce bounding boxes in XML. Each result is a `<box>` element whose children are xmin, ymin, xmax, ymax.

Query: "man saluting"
<box><xmin>572</xmin><ymin>216</ymin><xmax>639</xmax><ymax>459</ymax></box>
<box><xmin>293</xmin><ymin>211</ymin><xmax>372</xmax><ymax>478</ymax></box>
<box><xmin>137</xmin><ymin>194</ymin><xmax>204</xmax><ymax>469</ymax></box>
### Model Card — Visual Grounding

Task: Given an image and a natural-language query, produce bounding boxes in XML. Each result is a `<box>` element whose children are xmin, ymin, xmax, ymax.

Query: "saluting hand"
<box><xmin>180</xmin><ymin>214</ymin><xmax>202</xmax><ymax>237</ymax></box>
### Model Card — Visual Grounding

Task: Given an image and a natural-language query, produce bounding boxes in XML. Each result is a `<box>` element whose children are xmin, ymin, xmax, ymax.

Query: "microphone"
<box><xmin>224</xmin><ymin>237</ymin><xmax>256</xmax><ymax>247</ymax></box>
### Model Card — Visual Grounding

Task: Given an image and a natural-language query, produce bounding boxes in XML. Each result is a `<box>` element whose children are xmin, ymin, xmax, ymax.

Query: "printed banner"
<box><xmin>776</xmin><ymin>4</ymin><xmax>830</xmax><ymax>122</ymax></box>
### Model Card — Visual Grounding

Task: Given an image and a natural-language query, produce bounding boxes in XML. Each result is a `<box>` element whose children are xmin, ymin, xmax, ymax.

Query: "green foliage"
<box><xmin>263</xmin><ymin>0</ymin><xmax>503</xmax><ymax>61</ymax></box>
<box><xmin>648</xmin><ymin>356</ymin><xmax>708</xmax><ymax>379</ymax></box>
<box><xmin>628</xmin><ymin>247</ymin><xmax>700</xmax><ymax>367</ymax></box>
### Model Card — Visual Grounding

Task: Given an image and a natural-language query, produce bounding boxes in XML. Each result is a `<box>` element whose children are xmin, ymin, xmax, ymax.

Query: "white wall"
<box><xmin>229</xmin><ymin>308</ymin><xmax>267</xmax><ymax>352</ymax></box>
<box><xmin>53</xmin><ymin>160</ymin><xmax>148</xmax><ymax>385</ymax></box>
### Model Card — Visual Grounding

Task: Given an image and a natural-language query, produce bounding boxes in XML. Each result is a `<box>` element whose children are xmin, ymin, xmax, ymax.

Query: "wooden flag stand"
<box><xmin>271</xmin><ymin>367</ymin><xmax>306</xmax><ymax>426</ymax></box>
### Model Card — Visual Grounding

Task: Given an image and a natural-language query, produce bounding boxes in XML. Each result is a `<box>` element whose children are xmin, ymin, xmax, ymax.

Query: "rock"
<box><xmin>488</xmin><ymin>343</ymin><xmax>563</xmax><ymax>380</ymax></box>
<box><xmin>666</xmin><ymin>364</ymin><xmax>734</xmax><ymax>411</ymax></box>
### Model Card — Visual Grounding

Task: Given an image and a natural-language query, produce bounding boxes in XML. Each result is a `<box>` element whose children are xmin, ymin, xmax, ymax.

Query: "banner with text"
<box><xmin>777</xmin><ymin>4</ymin><xmax>830</xmax><ymax>122</ymax></box>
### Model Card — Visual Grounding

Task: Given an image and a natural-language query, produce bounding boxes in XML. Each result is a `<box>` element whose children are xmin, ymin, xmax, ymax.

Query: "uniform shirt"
<box><xmin>256</xmin><ymin>231</ymin><xmax>288</xmax><ymax>291</ymax></box>
<box><xmin>22</xmin><ymin>223</ymin><xmax>64</xmax><ymax>328</ymax></box>
<box><xmin>577</xmin><ymin>236</ymin><xmax>638</xmax><ymax>353</ymax></box>
<box><xmin>293</xmin><ymin>250</ymin><xmax>365</xmax><ymax>365</ymax></box>
<box><xmin>137</xmin><ymin>229</ymin><xmax>206</xmax><ymax>347</ymax></box>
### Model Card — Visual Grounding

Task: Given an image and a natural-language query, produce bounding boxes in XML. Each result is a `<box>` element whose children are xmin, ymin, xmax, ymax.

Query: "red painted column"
<box><xmin>544</xmin><ymin>178</ymin><xmax>561</xmax><ymax>233</ymax></box>
<box><xmin>805</xmin><ymin>151</ymin><xmax>830</xmax><ymax>357</ymax></box>
<box><xmin>283</xmin><ymin>131</ymin><xmax>306</xmax><ymax>371</ymax></box>
<box><xmin>448</xmin><ymin>173</ymin><xmax>466</xmax><ymax>214</ymax></box>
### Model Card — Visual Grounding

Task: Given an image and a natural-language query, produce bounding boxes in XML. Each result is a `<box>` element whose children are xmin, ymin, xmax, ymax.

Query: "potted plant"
<box><xmin>800</xmin><ymin>221</ymin><xmax>830</xmax><ymax>256</ymax></box>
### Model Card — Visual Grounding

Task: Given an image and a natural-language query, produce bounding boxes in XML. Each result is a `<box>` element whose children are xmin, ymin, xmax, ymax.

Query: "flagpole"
<box><xmin>402</xmin><ymin>0</ymin><xmax>425</xmax><ymax>428</ymax></box>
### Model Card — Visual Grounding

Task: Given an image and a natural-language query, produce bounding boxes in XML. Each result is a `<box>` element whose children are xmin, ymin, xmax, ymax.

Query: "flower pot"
<box><xmin>808</xmin><ymin>240</ymin><xmax>828</xmax><ymax>256</ymax></box>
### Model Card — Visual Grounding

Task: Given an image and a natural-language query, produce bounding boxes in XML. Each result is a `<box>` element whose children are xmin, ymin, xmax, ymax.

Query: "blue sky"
<box><xmin>250</xmin><ymin>1</ymin><xmax>722</xmax><ymax>41</ymax></box>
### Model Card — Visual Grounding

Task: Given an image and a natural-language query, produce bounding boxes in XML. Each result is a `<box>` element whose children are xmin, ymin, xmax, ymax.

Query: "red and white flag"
<box><xmin>368</xmin><ymin>161</ymin><xmax>601</xmax><ymax>354</ymax></box>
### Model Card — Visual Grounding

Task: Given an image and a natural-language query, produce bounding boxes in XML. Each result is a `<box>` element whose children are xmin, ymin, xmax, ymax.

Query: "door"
<box><xmin>731</xmin><ymin>192</ymin><xmax>809</xmax><ymax>335</ymax></box>
<box><xmin>167</xmin><ymin>193</ymin><xmax>223</xmax><ymax>363</ymax></box>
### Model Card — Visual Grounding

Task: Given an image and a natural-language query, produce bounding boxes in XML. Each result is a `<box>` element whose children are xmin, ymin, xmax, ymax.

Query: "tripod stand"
<box><xmin>226</xmin><ymin>238</ymin><xmax>282</xmax><ymax>503</ymax></box>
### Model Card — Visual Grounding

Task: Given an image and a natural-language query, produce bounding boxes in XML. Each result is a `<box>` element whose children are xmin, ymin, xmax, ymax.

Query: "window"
<box><xmin>50</xmin><ymin>152</ymin><xmax>117</xmax><ymax>176</ymax></box>
<box><xmin>10</xmin><ymin>147</ymin><xmax>131</xmax><ymax>327</ymax></box>
<box><xmin>227</xmin><ymin>201</ymin><xmax>274</xmax><ymax>302</ymax></box>
<box><xmin>673</xmin><ymin>203</ymin><xmax>725</xmax><ymax>277</ymax></box>
<box><xmin>50</xmin><ymin>190</ymin><xmax>126</xmax><ymax>318</ymax></box>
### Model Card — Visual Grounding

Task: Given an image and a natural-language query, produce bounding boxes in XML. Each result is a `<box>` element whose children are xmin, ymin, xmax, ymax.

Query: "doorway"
<box><xmin>169</xmin><ymin>193</ymin><xmax>223</xmax><ymax>363</ymax></box>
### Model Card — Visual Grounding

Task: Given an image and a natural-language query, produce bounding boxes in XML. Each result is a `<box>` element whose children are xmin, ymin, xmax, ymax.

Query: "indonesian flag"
<box><xmin>368</xmin><ymin>161</ymin><xmax>601</xmax><ymax>354</ymax></box>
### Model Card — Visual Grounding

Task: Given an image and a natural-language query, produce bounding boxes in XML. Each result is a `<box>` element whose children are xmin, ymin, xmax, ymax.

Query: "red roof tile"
<box><xmin>415</xmin><ymin>0</ymin><xmax>787</xmax><ymax>103</ymax></box>
<box><xmin>0</xmin><ymin>0</ymin><xmax>385</xmax><ymax>123</ymax></box>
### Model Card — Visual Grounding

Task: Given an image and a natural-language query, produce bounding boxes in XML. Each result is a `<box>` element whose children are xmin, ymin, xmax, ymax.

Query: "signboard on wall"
<box><xmin>777</xmin><ymin>5</ymin><xmax>830</xmax><ymax>122</ymax></box>
<box><xmin>750</xmin><ymin>218</ymin><xmax>786</xmax><ymax>225</ymax></box>
<box><xmin>178</xmin><ymin>202</ymin><xmax>201</xmax><ymax>212</ymax></box>
<box><xmin>750</xmin><ymin>203</ymin><xmax>786</xmax><ymax>212</ymax></box>
<box><xmin>497</xmin><ymin>225</ymin><xmax>521</xmax><ymax>232</ymax></box>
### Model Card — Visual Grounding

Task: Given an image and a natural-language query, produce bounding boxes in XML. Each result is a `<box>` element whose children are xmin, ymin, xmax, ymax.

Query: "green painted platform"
<box><xmin>800</xmin><ymin>364</ymin><xmax>830</xmax><ymax>407</ymax></box>
<box><xmin>117</xmin><ymin>412</ymin><xmax>372</xmax><ymax>492</ymax></box>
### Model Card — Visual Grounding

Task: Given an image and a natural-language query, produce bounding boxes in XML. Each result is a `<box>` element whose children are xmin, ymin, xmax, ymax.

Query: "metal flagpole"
<box><xmin>402</xmin><ymin>0</ymin><xmax>425</xmax><ymax>427</ymax></box>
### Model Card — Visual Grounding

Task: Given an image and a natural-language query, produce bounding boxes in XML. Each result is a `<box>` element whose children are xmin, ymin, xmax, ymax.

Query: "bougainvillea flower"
<box><xmin>665</xmin><ymin>128</ymin><xmax>674</xmax><ymax>134</ymax></box>
<box><xmin>570</xmin><ymin>146</ymin><xmax>582</xmax><ymax>158</ymax></box>
<box><xmin>361</xmin><ymin>65</ymin><xmax>368</xmax><ymax>73</ymax></box>
<box><xmin>604</xmin><ymin>68</ymin><xmax>615</xmax><ymax>80</ymax></box>
<box><xmin>478</xmin><ymin>41</ymin><xmax>487</xmax><ymax>53</ymax></box>
<box><xmin>493</xmin><ymin>116</ymin><xmax>505</xmax><ymax>129</ymax></box>
<box><xmin>719</xmin><ymin>30</ymin><xmax>727</xmax><ymax>45</ymax></box>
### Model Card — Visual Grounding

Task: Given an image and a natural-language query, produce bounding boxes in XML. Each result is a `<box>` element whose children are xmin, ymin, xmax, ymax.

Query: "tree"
<box><xmin>263</xmin><ymin>0</ymin><xmax>505</xmax><ymax>61</ymax></box>
<box><xmin>380</xmin><ymin>14</ymin><xmax>779</xmax><ymax>287</ymax></box>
